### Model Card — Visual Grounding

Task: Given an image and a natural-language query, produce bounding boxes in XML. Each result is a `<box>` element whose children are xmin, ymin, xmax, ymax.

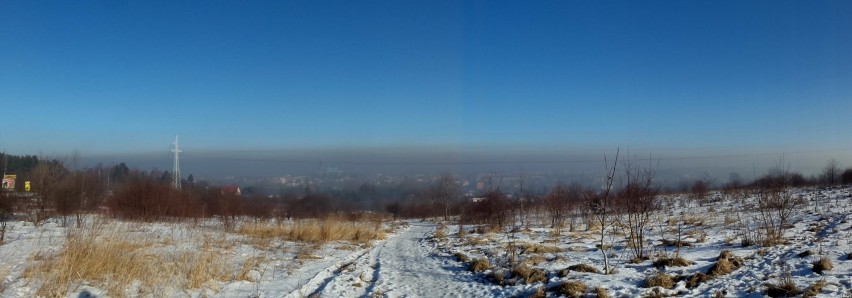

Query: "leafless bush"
<box><xmin>461</xmin><ymin>190</ymin><xmax>511</xmax><ymax>229</ymax></box>
<box><xmin>617</xmin><ymin>161</ymin><xmax>658</xmax><ymax>261</ymax></box>
<box><xmin>108</xmin><ymin>176</ymin><xmax>201</xmax><ymax>221</ymax></box>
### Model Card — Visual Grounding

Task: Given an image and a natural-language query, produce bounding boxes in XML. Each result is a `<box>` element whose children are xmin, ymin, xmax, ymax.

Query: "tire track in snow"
<box><xmin>317</xmin><ymin>222</ymin><xmax>508</xmax><ymax>297</ymax></box>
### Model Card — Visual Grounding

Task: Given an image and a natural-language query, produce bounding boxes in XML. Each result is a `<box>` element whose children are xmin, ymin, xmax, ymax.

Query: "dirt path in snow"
<box><xmin>308</xmin><ymin>221</ymin><xmax>507</xmax><ymax>298</ymax></box>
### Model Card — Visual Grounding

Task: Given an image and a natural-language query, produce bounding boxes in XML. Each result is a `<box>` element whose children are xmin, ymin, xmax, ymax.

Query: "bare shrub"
<box><xmin>595</xmin><ymin>287</ymin><xmax>610</xmax><ymax>298</ymax></box>
<box><xmin>559</xmin><ymin>280</ymin><xmax>587</xmax><ymax>298</ymax></box>
<box><xmin>812</xmin><ymin>257</ymin><xmax>833</xmax><ymax>274</ymax></box>
<box><xmin>588</xmin><ymin>149</ymin><xmax>619</xmax><ymax>274</ymax></box>
<box><xmin>544</xmin><ymin>184</ymin><xmax>581</xmax><ymax>235</ymax></box>
<box><xmin>461</xmin><ymin>190</ymin><xmax>511</xmax><ymax>229</ymax></box>
<box><xmin>453</xmin><ymin>252</ymin><xmax>470</xmax><ymax>263</ymax></box>
<box><xmin>753</xmin><ymin>158</ymin><xmax>806</xmax><ymax>246</ymax></box>
<box><xmin>617</xmin><ymin>161</ymin><xmax>659</xmax><ymax>261</ymax></box>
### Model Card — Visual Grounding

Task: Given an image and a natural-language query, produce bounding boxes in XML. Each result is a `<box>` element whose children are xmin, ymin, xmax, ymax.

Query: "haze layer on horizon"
<box><xmin>1</xmin><ymin>1</ymin><xmax>850</xmax><ymax>181</ymax></box>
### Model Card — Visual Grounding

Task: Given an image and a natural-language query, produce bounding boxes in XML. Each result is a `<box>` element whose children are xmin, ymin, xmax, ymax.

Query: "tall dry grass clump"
<box><xmin>238</xmin><ymin>217</ymin><xmax>386</xmax><ymax>244</ymax></box>
<box><xmin>811</xmin><ymin>257</ymin><xmax>832</xmax><ymax>274</ymax></box>
<box><xmin>23</xmin><ymin>224</ymin><xmax>241</xmax><ymax>297</ymax></box>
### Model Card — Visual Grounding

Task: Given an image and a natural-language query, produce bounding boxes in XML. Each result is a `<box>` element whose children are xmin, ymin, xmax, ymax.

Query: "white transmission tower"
<box><xmin>171</xmin><ymin>135</ymin><xmax>182</xmax><ymax>190</ymax></box>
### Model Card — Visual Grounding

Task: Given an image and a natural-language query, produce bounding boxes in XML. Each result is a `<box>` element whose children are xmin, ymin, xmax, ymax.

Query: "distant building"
<box><xmin>222</xmin><ymin>185</ymin><xmax>241</xmax><ymax>196</ymax></box>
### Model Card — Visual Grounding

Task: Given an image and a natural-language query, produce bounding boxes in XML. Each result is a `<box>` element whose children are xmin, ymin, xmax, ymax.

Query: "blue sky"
<box><xmin>1</xmin><ymin>1</ymin><xmax>851</xmax><ymax>160</ymax></box>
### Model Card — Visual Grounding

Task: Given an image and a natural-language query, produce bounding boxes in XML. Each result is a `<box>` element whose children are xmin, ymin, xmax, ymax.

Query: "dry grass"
<box><xmin>766</xmin><ymin>273</ymin><xmax>799</xmax><ymax>297</ymax></box>
<box><xmin>23</xmin><ymin>225</ymin><xmax>233</xmax><ymax>297</ymax></box>
<box><xmin>562</xmin><ymin>263</ymin><xmax>601</xmax><ymax>275</ymax></box>
<box><xmin>812</xmin><ymin>257</ymin><xmax>833</xmax><ymax>274</ymax></box>
<box><xmin>644</xmin><ymin>272</ymin><xmax>675</xmax><ymax>289</ymax></box>
<box><xmin>454</xmin><ymin>252</ymin><xmax>470</xmax><ymax>263</ymax></box>
<box><xmin>559</xmin><ymin>280</ymin><xmax>587</xmax><ymax>298</ymax></box>
<box><xmin>469</xmin><ymin>258</ymin><xmax>492</xmax><ymax>272</ymax></box>
<box><xmin>235</xmin><ymin>256</ymin><xmax>265</xmax><ymax>282</ymax></box>
<box><xmin>511</xmin><ymin>265</ymin><xmax>547</xmax><ymax>284</ymax></box>
<box><xmin>595</xmin><ymin>287</ymin><xmax>610</xmax><ymax>298</ymax></box>
<box><xmin>686</xmin><ymin>272</ymin><xmax>710</xmax><ymax>288</ymax></box>
<box><xmin>802</xmin><ymin>279</ymin><xmax>826</xmax><ymax>298</ymax></box>
<box><xmin>517</xmin><ymin>242</ymin><xmax>564</xmax><ymax>254</ymax></box>
<box><xmin>520</xmin><ymin>255</ymin><xmax>547</xmax><ymax>266</ymax></box>
<box><xmin>652</xmin><ymin>256</ymin><xmax>693</xmax><ymax>268</ymax></box>
<box><xmin>708</xmin><ymin>250</ymin><xmax>743</xmax><ymax>277</ymax></box>
<box><xmin>237</xmin><ymin>218</ymin><xmax>386</xmax><ymax>244</ymax></box>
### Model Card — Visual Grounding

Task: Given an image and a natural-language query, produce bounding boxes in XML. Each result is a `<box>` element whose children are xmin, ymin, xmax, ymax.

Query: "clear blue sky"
<box><xmin>1</xmin><ymin>1</ymin><xmax>850</xmax><ymax>158</ymax></box>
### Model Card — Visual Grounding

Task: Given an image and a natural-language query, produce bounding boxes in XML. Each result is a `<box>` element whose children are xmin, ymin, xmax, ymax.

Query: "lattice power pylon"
<box><xmin>171</xmin><ymin>135</ymin><xmax>182</xmax><ymax>190</ymax></box>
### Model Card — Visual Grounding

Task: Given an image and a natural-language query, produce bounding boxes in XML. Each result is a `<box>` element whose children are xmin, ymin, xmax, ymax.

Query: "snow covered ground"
<box><xmin>0</xmin><ymin>187</ymin><xmax>851</xmax><ymax>297</ymax></box>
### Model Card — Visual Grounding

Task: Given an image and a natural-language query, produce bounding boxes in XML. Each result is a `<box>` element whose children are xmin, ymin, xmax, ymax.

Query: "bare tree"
<box><xmin>543</xmin><ymin>184</ymin><xmax>574</xmax><ymax>235</ymax></box>
<box><xmin>0</xmin><ymin>191</ymin><xmax>14</xmax><ymax>243</ymax></box>
<box><xmin>755</xmin><ymin>156</ymin><xmax>804</xmax><ymax>246</ymax></box>
<box><xmin>618</xmin><ymin>161</ymin><xmax>659</xmax><ymax>261</ymax></box>
<box><xmin>821</xmin><ymin>158</ymin><xmax>840</xmax><ymax>186</ymax></box>
<box><xmin>433</xmin><ymin>174</ymin><xmax>460</xmax><ymax>221</ymax></box>
<box><xmin>26</xmin><ymin>158</ymin><xmax>67</xmax><ymax>225</ymax></box>
<box><xmin>589</xmin><ymin>149</ymin><xmax>619</xmax><ymax>274</ymax></box>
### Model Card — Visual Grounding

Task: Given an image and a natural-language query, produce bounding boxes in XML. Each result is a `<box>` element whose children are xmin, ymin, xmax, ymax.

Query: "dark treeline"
<box><xmin>3</xmin><ymin>154</ymin><xmax>852</xmax><ymax>231</ymax></box>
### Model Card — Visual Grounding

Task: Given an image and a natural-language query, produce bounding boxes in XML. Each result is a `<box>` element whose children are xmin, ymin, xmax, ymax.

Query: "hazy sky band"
<box><xmin>1</xmin><ymin>1</ymin><xmax>850</xmax><ymax>161</ymax></box>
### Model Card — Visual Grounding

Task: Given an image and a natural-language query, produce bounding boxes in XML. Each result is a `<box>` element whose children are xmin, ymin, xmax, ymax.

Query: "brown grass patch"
<box><xmin>559</xmin><ymin>280</ymin><xmax>587</xmax><ymax>298</ymax></box>
<box><xmin>23</xmin><ymin>226</ymin><xmax>232</xmax><ymax>297</ymax></box>
<box><xmin>802</xmin><ymin>279</ymin><xmax>826</xmax><ymax>298</ymax></box>
<box><xmin>237</xmin><ymin>218</ymin><xmax>386</xmax><ymax>244</ymax></box>
<box><xmin>644</xmin><ymin>272</ymin><xmax>675</xmax><ymax>289</ymax></box>
<box><xmin>469</xmin><ymin>258</ymin><xmax>492</xmax><ymax>272</ymax></box>
<box><xmin>652</xmin><ymin>256</ymin><xmax>693</xmax><ymax>268</ymax></box>
<box><xmin>595</xmin><ymin>287</ymin><xmax>610</xmax><ymax>298</ymax></box>
<box><xmin>812</xmin><ymin>257</ymin><xmax>833</xmax><ymax>274</ymax></box>
<box><xmin>686</xmin><ymin>272</ymin><xmax>710</xmax><ymax>288</ymax></box>
<box><xmin>707</xmin><ymin>250</ymin><xmax>743</xmax><ymax>277</ymax></box>
<box><xmin>559</xmin><ymin>263</ymin><xmax>601</xmax><ymax>276</ymax></box>
<box><xmin>235</xmin><ymin>256</ymin><xmax>265</xmax><ymax>282</ymax></box>
<box><xmin>511</xmin><ymin>265</ymin><xmax>547</xmax><ymax>284</ymax></box>
<box><xmin>517</xmin><ymin>242</ymin><xmax>564</xmax><ymax>254</ymax></box>
<box><xmin>454</xmin><ymin>252</ymin><xmax>470</xmax><ymax>263</ymax></box>
<box><xmin>520</xmin><ymin>255</ymin><xmax>547</xmax><ymax>266</ymax></box>
<box><xmin>766</xmin><ymin>274</ymin><xmax>799</xmax><ymax>297</ymax></box>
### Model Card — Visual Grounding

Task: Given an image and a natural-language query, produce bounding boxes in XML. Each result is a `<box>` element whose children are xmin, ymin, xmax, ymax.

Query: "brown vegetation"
<box><xmin>644</xmin><ymin>272</ymin><xmax>675</xmax><ymax>289</ymax></box>
<box><xmin>469</xmin><ymin>258</ymin><xmax>492</xmax><ymax>272</ymax></box>
<box><xmin>559</xmin><ymin>280</ymin><xmax>587</xmax><ymax>298</ymax></box>
<box><xmin>511</xmin><ymin>265</ymin><xmax>547</xmax><ymax>284</ymax></box>
<box><xmin>812</xmin><ymin>257</ymin><xmax>833</xmax><ymax>274</ymax></box>
<box><xmin>708</xmin><ymin>250</ymin><xmax>743</xmax><ymax>277</ymax></box>
<box><xmin>559</xmin><ymin>263</ymin><xmax>601</xmax><ymax>276</ymax></box>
